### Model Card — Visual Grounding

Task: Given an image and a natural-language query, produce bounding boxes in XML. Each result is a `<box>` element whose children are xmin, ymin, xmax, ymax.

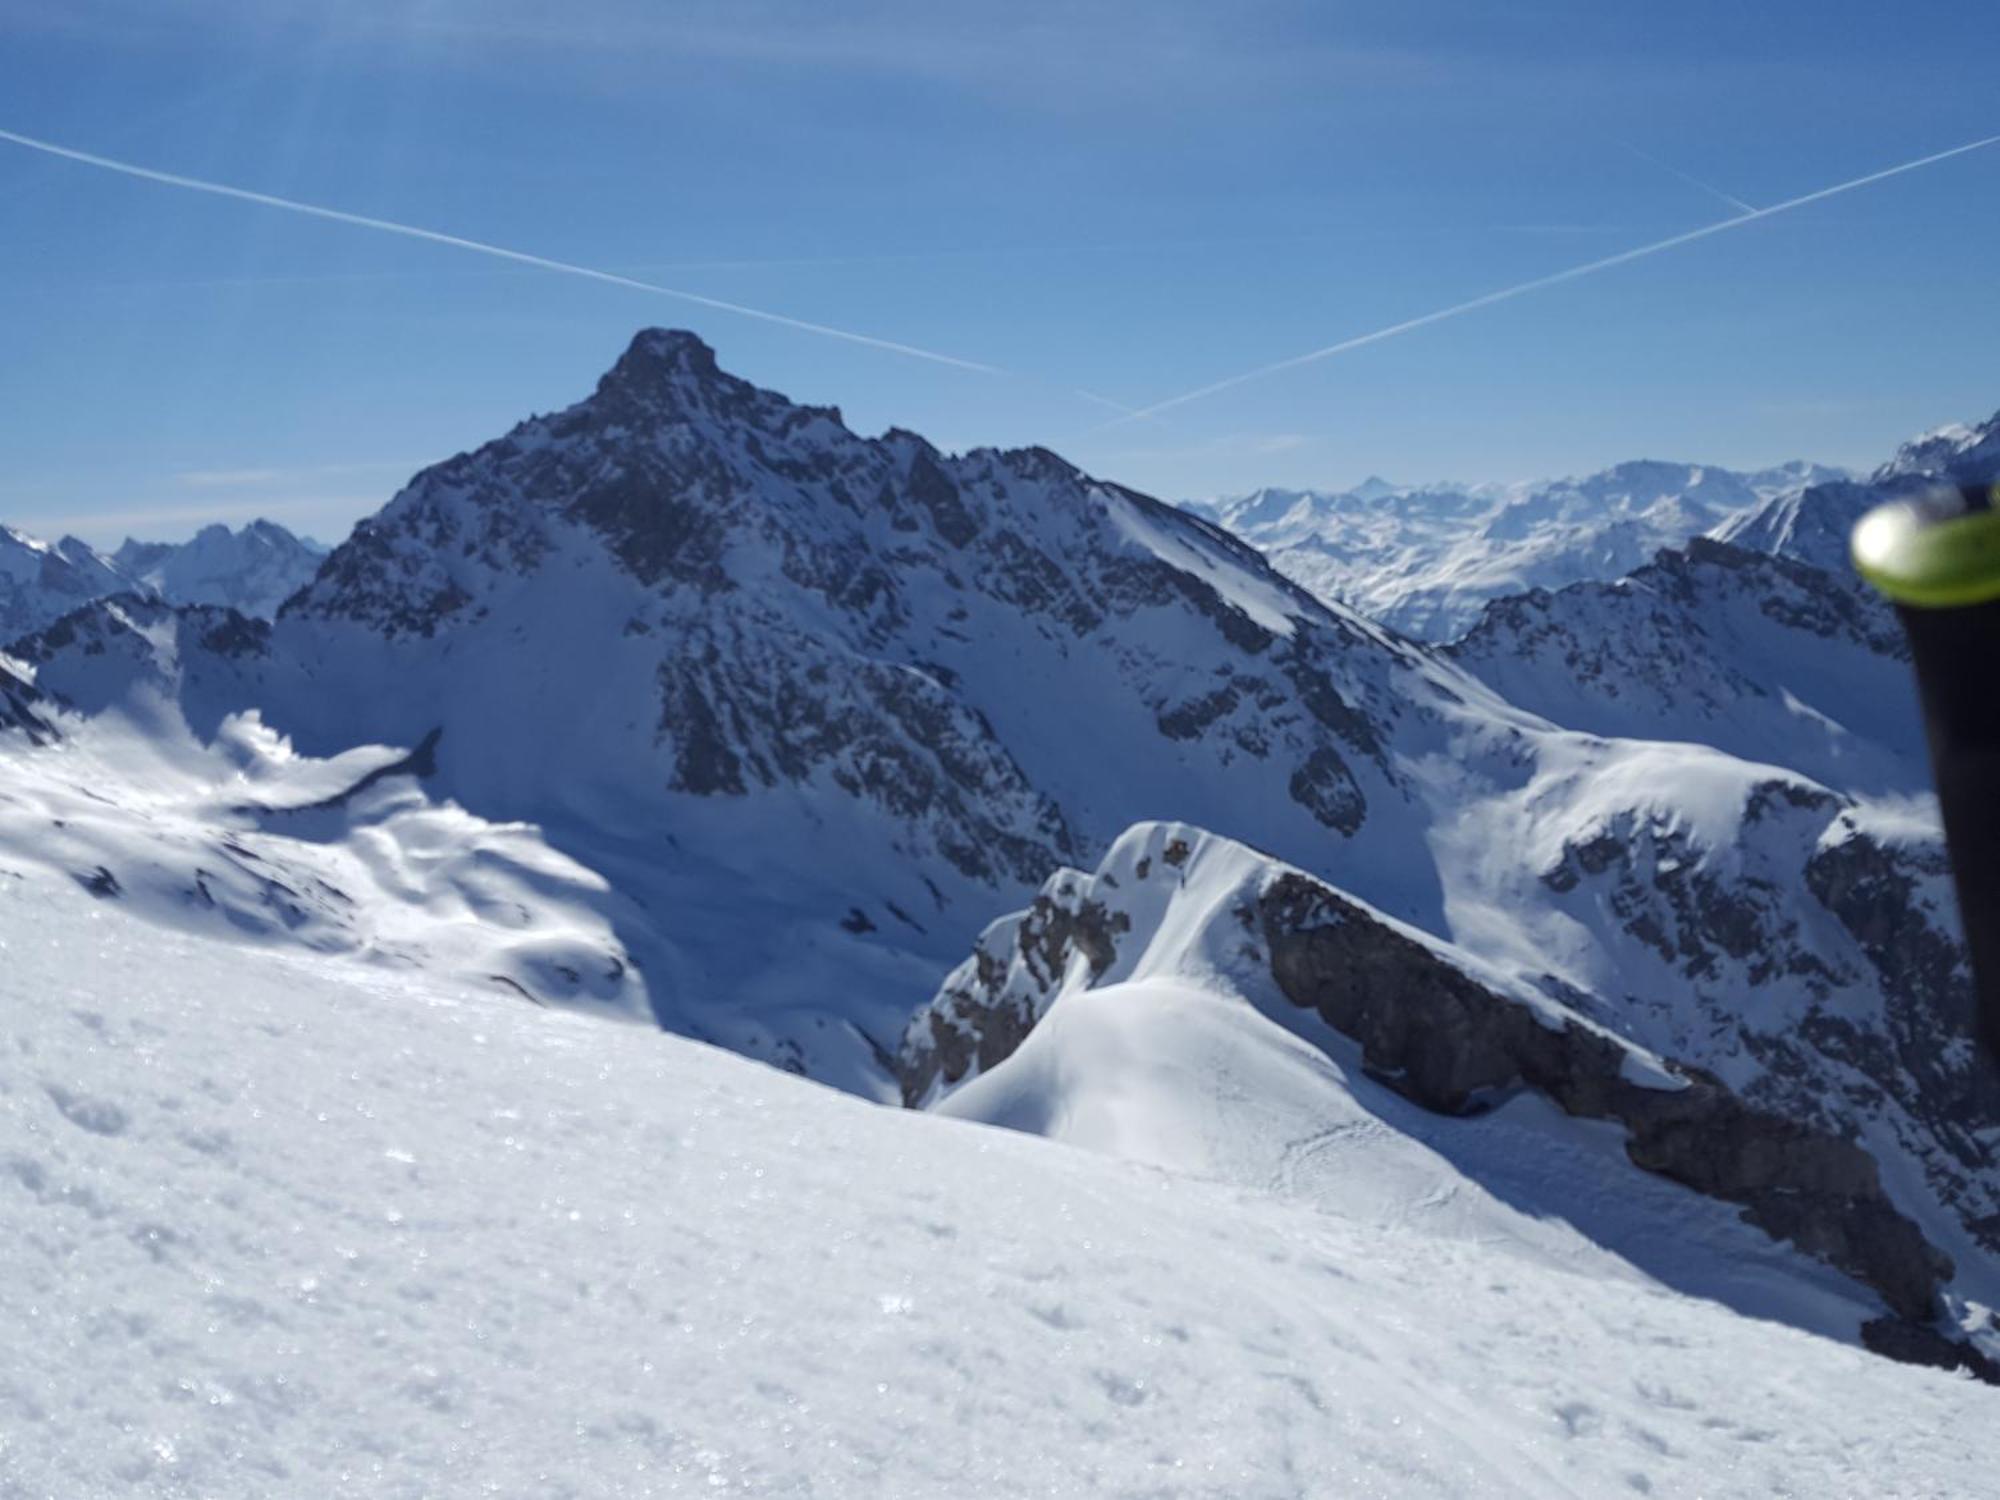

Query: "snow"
<box><xmin>0</xmin><ymin>706</ymin><xmax>651</xmax><ymax>1023</ymax></box>
<box><xmin>1446</xmin><ymin>534</ymin><xmax>1929</xmax><ymax>799</ymax></box>
<box><xmin>3</xmin><ymin>873</ymin><xmax>1995</xmax><ymax>1499</ymax></box>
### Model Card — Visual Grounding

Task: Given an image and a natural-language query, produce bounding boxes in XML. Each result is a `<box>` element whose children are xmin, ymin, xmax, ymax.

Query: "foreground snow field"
<box><xmin>2</xmin><ymin>875</ymin><xmax>1992</xmax><ymax>1499</ymax></box>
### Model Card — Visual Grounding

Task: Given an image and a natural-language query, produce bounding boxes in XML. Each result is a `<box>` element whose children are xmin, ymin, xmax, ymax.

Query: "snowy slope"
<box><xmin>1188</xmin><ymin>460</ymin><xmax>1840</xmax><ymax>642</ymax></box>
<box><xmin>3</xmin><ymin>870</ymin><xmax>1995</xmax><ymax>1498</ymax></box>
<box><xmin>0</xmin><ymin>698</ymin><xmax>649</xmax><ymax>1020</ymax></box>
<box><xmin>113</xmin><ymin>519</ymin><xmax>328</xmax><ymax>619</ymax></box>
<box><xmin>1873</xmin><ymin>408</ymin><xmax>2000</xmax><ymax>491</ymax></box>
<box><xmin>1703</xmin><ymin>411</ymin><xmax>2000</xmax><ymax>580</ymax></box>
<box><xmin>1706</xmin><ymin>477</ymin><xmax>1889</xmax><ymax>578</ymax></box>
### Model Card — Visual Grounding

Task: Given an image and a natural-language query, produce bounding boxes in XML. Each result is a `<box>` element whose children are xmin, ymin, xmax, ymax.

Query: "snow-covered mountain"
<box><xmin>0</xmin><ymin>524</ymin><xmax>134</xmax><ymax>639</ymax></box>
<box><xmin>4</xmin><ymin>330</ymin><xmax>1996</xmax><ymax>1378</ymax></box>
<box><xmin>1875</xmin><ymin>412</ymin><xmax>2000</xmax><ymax>490</ymax></box>
<box><xmin>1450</xmin><ymin>534</ymin><xmax>1925</xmax><ymax>795</ymax></box>
<box><xmin>904</xmin><ymin>823</ymin><xmax>1979</xmax><ymax>1348</ymax></box>
<box><xmin>112</xmin><ymin>519</ymin><xmax>327</xmax><ymax>618</ymax></box>
<box><xmin>1187</xmin><ymin>460</ymin><xmax>1843</xmax><ymax>642</ymax></box>
<box><xmin>1699</xmin><ymin>410</ymin><xmax>2000</xmax><ymax>583</ymax></box>
<box><xmin>9</xmin><ymin>329</ymin><xmax>1450</xmax><ymax>1089</ymax></box>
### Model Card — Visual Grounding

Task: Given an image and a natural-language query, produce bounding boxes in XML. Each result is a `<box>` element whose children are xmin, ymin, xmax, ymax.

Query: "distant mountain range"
<box><xmin>0</xmin><ymin>519</ymin><xmax>324</xmax><ymax>637</ymax></box>
<box><xmin>111</xmin><ymin>519</ymin><xmax>328</xmax><ymax>619</ymax></box>
<box><xmin>1185</xmin><ymin>460</ymin><xmax>1847</xmax><ymax>641</ymax></box>
<box><xmin>3</xmin><ymin>330</ymin><xmax>1997</xmax><ymax>1377</ymax></box>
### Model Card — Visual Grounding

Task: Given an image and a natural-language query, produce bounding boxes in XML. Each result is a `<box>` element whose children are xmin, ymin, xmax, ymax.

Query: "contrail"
<box><xmin>1101</xmin><ymin>131</ymin><xmax>2000</xmax><ymax>427</ymax></box>
<box><xmin>0</xmin><ymin>126</ymin><xmax>1000</xmax><ymax>375</ymax></box>
<box><xmin>1072</xmin><ymin>386</ymin><xmax>1148</xmax><ymax>418</ymax></box>
<box><xmin>1614</xmin><ymin>138</ymin><xmax>1758</xmax><ymax>216</ymax></box>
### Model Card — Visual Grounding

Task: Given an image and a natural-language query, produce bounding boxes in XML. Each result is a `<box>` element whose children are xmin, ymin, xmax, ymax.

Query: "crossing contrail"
<box><xmin>0</xmin><ymin>126</ymin><xmax>1001</xmax><ymax>375</ymax></box>
<box><xmin>1098</xmin><ymin>131</ymin><xmax>2000</xmax><ymax>428</ymax></box>
<box><xmin>1614</xmin><ymin>139</ymin><xmax>1758</xmax><ymax>216</ymax></box>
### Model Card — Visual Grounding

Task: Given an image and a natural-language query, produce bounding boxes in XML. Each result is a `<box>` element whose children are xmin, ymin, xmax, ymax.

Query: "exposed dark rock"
<box><xmin>196</xmin><ymin>611</ymin><xmax>272</xmax><ymax>660</ymax></box>
<box><xmin>1860</xmin><ymin>1316</ymin><xmax>2000</xmax><ymax>1385</ymax></box>
<box><xmin>1258</xmin><ymin>871</ymin><xmax>1951</xmax><ymax>1325</ymax></box>
<box><xmin>1288</xmin><ymin>745</ymin><xmax>1367</xmax><ymax>835</ymax></box>
<box><xmin>905</xmin><ymin>450</ymin><xmax>980</xmax><ymax>549</ymax></box>
<box><xmin>73</xmin><ymin>866</ymin><xmax>121</xmax><ymax>900</ymax></box>
<box><xmin>1806</xmin><ymin>823</ymin><xmax>2000</xmax><ymax>1247</ymax></box>
<box><xmin>897</xmin><ymin>884</ymin><xmax>1129</xmax><ymax>1103</ymax></box>
<box><xmin>0</xmin><ymin>662</ymin><xmax>56</xmax><ymax>744</ymax></box>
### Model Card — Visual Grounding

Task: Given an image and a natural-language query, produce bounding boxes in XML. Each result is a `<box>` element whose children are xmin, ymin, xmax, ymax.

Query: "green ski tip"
<box><xmin>1852</xmin><ymin>482</ymin><xmax>2000</xmax><ymax>608</ymax></box>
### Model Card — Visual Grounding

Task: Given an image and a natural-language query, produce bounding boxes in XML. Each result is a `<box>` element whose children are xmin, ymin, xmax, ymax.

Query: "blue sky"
<box><xmin>4</xmin><ymin>0</ymin><xmax>1999</xmax><ymax>547</ymax></box>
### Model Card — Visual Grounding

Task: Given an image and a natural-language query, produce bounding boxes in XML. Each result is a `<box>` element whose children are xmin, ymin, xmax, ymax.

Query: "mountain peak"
<box><xmin>594</xmin><ymin>327</ymin><xmax>734</xmax><ymax>408</ymax></box>
<box><xmin>586</xmin><ymin>327</ymin><xmax>847</xmax><ymax>438</ymax></box>
<box><xmin>610</xmin><ymin>326</ymin><xmax>720</xmax><ymax>379</ymax></box>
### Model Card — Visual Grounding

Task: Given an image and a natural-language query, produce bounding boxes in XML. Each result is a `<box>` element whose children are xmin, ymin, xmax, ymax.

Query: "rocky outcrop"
<box><xmin>0</xmin><ymin>658</ymin><xmax>54</xmax><ymax>743</ymax></box>
<box><xmin>1258</xmin><ymin>871</ymin><xmax>1950</xmax><ymax>1326</ymax></box>
<box><xmin>898</xmin><ymin>868</ymin><xmax>1130</xmax><ymax>1103</ymax></box>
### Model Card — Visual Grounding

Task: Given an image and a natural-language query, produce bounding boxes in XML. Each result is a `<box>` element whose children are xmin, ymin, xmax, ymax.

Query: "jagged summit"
<box><xmin>596</xmin><ymin>326</ymin><xmax>725</xmax><ymax>401</ymax></box>
<box><xmin>586</xmin><ymin>326</ymin><xmax>846</xmax><ymax>435</ymax></box>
